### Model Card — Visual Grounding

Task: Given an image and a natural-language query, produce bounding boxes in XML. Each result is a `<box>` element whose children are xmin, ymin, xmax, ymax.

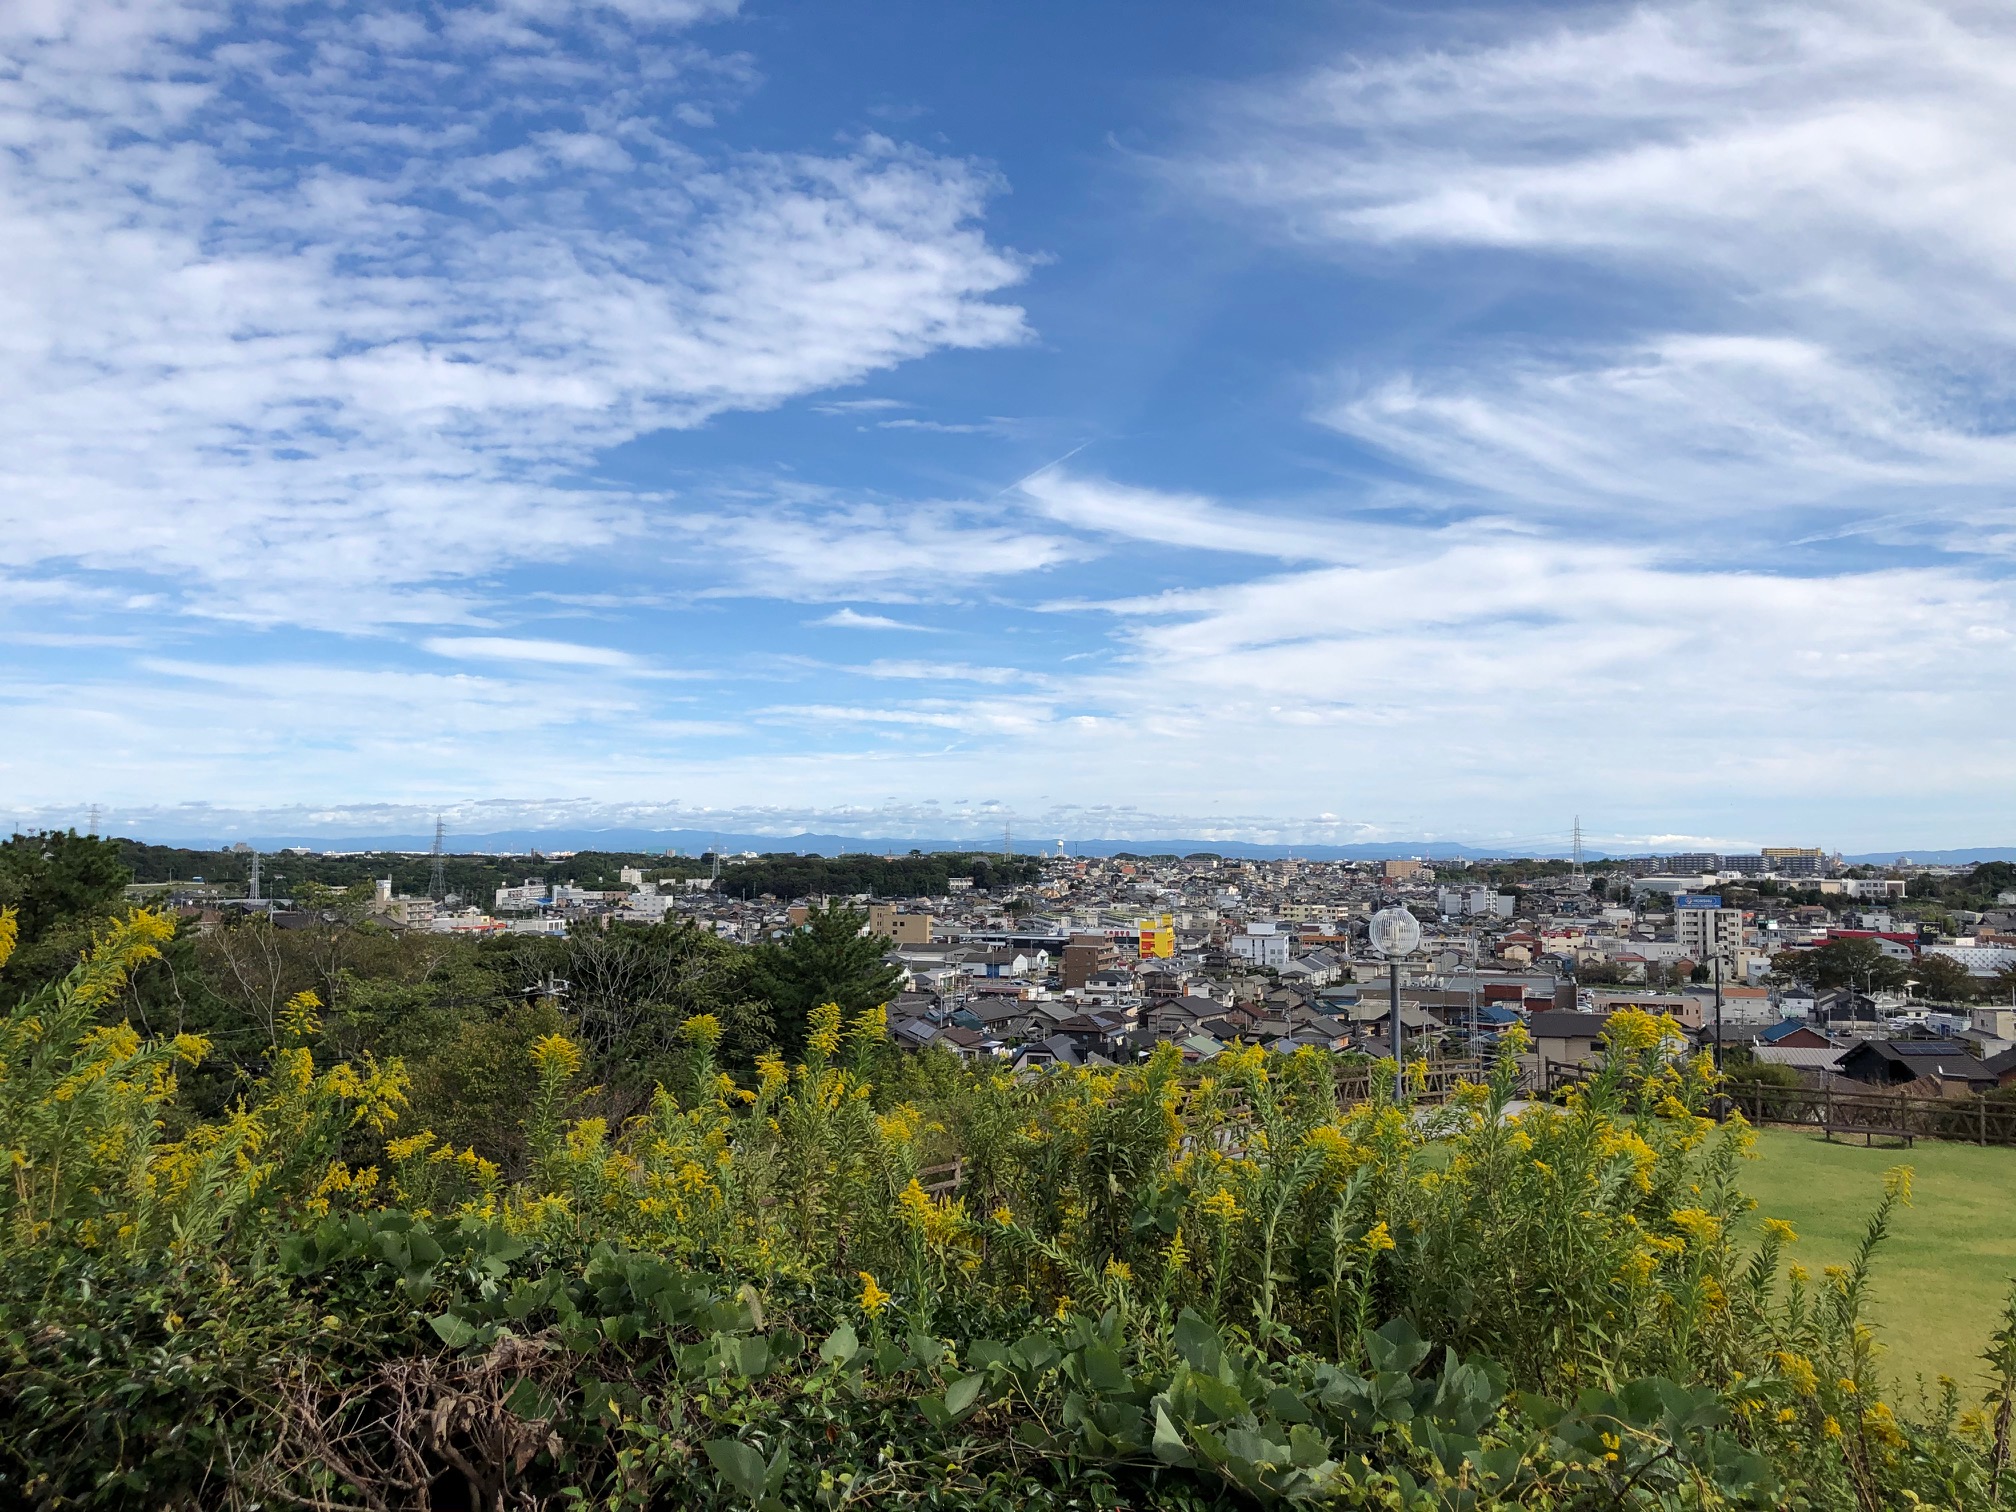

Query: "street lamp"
<box><xmin>1370</xmin><ymin>905</ymin><xmax>1422</xmax><ymax>1100</ymax></box>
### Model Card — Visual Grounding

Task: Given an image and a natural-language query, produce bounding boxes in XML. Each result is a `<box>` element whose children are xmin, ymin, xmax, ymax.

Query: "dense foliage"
<box><xmin>711</xmin><ymin>852</ymin><xmax>1043</xmax><ymax>903</ymax></box>
<box><xmin>6</xmin><ymin>905</ymin><xmax>2016</xmax><ymax>1510</ymax></box>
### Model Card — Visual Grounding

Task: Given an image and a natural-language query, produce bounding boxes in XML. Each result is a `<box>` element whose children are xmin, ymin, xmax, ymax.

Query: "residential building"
<box><xmin>868</xmin><ymin>904</ymin><xmax>934</xmax><ymax>946</ymax></box>
<box><xmin>1061</xmin><ymin>935</ymin><xmax>1124</xmax><ymax>990</ymax></box>
<box><xmin>1836</xmin><ymin>1040</ymin><xmax>1991</xmax><ymax>1094</ymax></box>
<box><xmin>1973</xmin><ymin>1004</ymin><xmax>2016</xmax><ymax>1041</ymax></box>
<box><xmin>1525</xmin><ymin>1011</ymin><xmax>1614</xmax><ymax>1070</ymax></box>
<box><xmin>1675</xmin><ymin>899</ymin><xmax>1744</xmax><ymax>969</ymax></box>
<box><xmin>1227</xmin><ymin>922</ymin><xmax>1290</xmax><ymax>970</ymax></box>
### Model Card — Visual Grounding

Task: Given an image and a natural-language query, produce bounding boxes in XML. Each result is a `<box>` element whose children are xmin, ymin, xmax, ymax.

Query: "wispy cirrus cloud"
<box><xmin>1200</xmin><ymin>0</ymin><xmax>2016</xmax><ymax>540</ymax></box>
<box><xmin>423</xmin><ymin>637</ymin><xmax>641</xmax><ymax>669</ymax></box>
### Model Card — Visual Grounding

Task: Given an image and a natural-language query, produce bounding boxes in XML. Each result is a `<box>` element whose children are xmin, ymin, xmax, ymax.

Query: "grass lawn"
<box><xmin>1741</xmin><ymin>1127</ymin><xmax>2016</xmax><ymax>1392</ymax></box>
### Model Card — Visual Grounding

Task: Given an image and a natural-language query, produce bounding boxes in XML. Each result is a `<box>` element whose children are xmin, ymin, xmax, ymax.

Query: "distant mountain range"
<box><xmin>114</xmin><ymin>825</ymin><xmax>2016</xmax><ymax>865</ymax></box>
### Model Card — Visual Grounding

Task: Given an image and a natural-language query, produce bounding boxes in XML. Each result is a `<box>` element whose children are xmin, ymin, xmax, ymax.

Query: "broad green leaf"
<box><xmin>943</xmin><ymin>1371</ymin><xmax>984</xmax><ymax>1417</ymax></box>
<box><xmin>818</xmin><ymin>1322</ymin><xmax>860</xmax><ymax>1365</ymax></box>
<box><xmin>705</xmin><ymin>1438</ymin><xmax>767</xmax><ymax>1502</ymax></box>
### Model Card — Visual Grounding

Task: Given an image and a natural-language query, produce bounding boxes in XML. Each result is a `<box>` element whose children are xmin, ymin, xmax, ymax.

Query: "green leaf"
<box><xmin>731</xmin><ymin>1333</ymin><xmax>770</xmax><ymax>1378</ymax></box>
<box><xmin>1365</xmin><ymin>1316</ymin><xmax>1430</xmax><ymax>1376</ymax></box>
<box><xmin>429</xmin><ymin>1312</ymin><xmax>478</xmax><ymax>1348</ymax></box>
<box><xmin>1151</xmin><ymin>1404</ymin><xmax>1193</xmax><ymax>1467</ymax></box>
<box><xmin>943</xmin><ymin>1372</ymin><xmax>985</xmax><ymax>1417</ymax></box>
<box><xmin>406</xmin><ymin>1229</ymin><xmax>445</xmax><ymax>1269</ymax></box>
<box><xmin>1173</xmin><ymin>1309</ymin><xmax>1223</xmax><ymax>1375</ymax></box>
<box><xmin>818</xmin><ymin>1322</ymin><xmax>860</xmax><ymax>1365</ymax></box>
<box><xmin>705</xmin><ymin>1438</ymin><xmax>768</xmax><ymax>1502</ymax></box>
<box><xmin>503</xmin><ymin>1378</ymin><xmax>556</xmax><ymax>1422</ymax></box>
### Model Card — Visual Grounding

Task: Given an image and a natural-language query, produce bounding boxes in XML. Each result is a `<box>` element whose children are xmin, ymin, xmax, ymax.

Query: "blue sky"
<box><xmin>5</xmin><ymin>0</ymin><xmax>2015</xmax><ymax>853</ymax></box>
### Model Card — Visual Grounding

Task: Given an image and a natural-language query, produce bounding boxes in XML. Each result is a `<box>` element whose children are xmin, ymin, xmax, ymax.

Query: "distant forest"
<box><xmin>108</xmin><ymin>839</ymin><xmax>1042</xmax><ymax>904</ymax></box>
<box><xmin>710</xmin><ymin>851</ymin><xmax>1042</xmax><ymax>901</ymax></box>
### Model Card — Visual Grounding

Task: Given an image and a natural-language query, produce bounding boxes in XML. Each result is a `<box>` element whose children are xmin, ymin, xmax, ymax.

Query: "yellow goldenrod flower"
<box><xmin>857</xmin><ymin>1271</ymin><xmax>891</xmax><ymax>1315</ymax></box>
<box><xmin>1197</xmin><ymin>1189</ymin><xmax>1245</xmax><ymax>1225</ymax></box>
<box><xmin>529</xmin><ymin>1034</ymin><xmax>584</xmax><ymax>1080</ymax></box>
<box><xmin>808</xmin><ymin>1003</ymin><xmax>843</xmax><ymax>1059</ymax></box>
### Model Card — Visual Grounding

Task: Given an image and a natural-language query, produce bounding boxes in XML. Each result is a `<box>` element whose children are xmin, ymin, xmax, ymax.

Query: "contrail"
<box><xmin>992</xmin><ymin>440</ymin><xmax>1091</xmax><ymax>499</ymax></box>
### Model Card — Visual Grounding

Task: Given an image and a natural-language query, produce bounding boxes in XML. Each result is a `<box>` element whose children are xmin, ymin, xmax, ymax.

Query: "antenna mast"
<box><xmin>429</xmin><ymin>815</ymin><xmax>447</xmax><ymax>902</ymax></box>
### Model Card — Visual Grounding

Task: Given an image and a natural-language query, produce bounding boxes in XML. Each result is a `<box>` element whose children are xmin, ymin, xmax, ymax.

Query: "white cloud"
<box><xmin>811</xmin><ymin>609</ymin><xmax>936</xmax><ymax>631</ymax></box>
<box><xmin>1327</xmin><ymin>335</ymin><xmax>2016</xmax><ymax>514</ymax></box>
<box><xmin>1202</xmin><ymin>0</ymin><xmax>2016</xmax><ymax>534</ymax></box>
<box><xmin>1017</xmin><ymin>468</ymin><xmax>1363</xmax><ymax>561</ymax></box>
<box><xmin>0</xmin><ymin>0</ymin><xmax>1030</xmax><ymax>627</ymax></box>
<box><xmin>684</xmin><ymin>500</ymin><xmax>1073</xmax><ymax>599</ymax></box>
<box><xmin>423</xmin><ymin>636</ymin><xmax>641</xmax><ymax>667</ymax></box>
<box><xmin>852</xmin><ymin>660</ymin><xmax>1031</xmax><ymax>684</ymax></box>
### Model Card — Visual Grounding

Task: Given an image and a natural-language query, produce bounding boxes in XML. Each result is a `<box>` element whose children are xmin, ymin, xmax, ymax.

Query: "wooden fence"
<box><xmin>1726</xmin><ymin>1083</ymin><xmax>2016</xmax><ymax>1147</ymax></box>
<box><xmin>1335</xmin><ymin>1059</ymin><xmax>1512</xmax><ymax>1106</ymax></box>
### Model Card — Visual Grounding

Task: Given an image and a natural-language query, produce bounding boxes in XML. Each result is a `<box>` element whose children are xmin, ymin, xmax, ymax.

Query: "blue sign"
<box><xmin>1675</xmin><ymin>894</ymin><xmax>1723</xmax><ymax>909</ymax></box>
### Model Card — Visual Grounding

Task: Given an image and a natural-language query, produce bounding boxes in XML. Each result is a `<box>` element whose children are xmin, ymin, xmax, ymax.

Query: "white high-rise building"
<box><xmin>1676</xmin><ymin>899</ymin><xmax>1744</xmax><ymax>968</ymax></box>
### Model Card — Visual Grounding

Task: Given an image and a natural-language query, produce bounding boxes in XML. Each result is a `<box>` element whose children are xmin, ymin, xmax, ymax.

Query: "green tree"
<box><xmin>1773</xmin><ymin>936</ymin><xmax>1908</xmax><ymax>993</ymax></box>
<box><xmin>0</xmin><ymin>830</ymin><xmax>133</xmax><ymax>1005</ymax></box>
<box><xmin>1910</xmin><ymin>950</ymin><xmax>1978</xmax><ymax>1003</ymax></box>
<box><xmin>749</xmin><ymin>902</ymin><xmax>903</xmax><ymax>1055</ymax></box>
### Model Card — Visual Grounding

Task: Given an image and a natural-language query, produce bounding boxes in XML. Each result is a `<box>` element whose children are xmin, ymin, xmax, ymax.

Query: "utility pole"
<box><xmin>1711</xmin><ymin>951</ymin><xmax>1727</xmax><ymax>1124</ymax></box>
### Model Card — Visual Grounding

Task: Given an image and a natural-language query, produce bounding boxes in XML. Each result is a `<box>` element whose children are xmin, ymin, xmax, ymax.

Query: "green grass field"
<box><xmin>1740</xmin><ymin>1127</ymin><xmax>2016</xmax><ymax>1393</ymax></box>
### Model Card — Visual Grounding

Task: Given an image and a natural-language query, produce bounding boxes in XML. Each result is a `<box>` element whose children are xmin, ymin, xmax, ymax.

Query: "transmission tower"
<box><xmin>1572</xmin><ymin>816</ymin><xmax>1585</xmax><ymax>880</ymax></box>
<box><xmin>87</xmin><ymin>803</ymin><xmax>101</xmax><ymax>837</ymax></box>
<box><xmin>248</xmin><ymin>850</ymin><xmax>261</xmax><ymax>902</ymax></box>
<box><xmin>428</xmin><ymin>815</ymin><xmax>447</xmax><ymax>902</ymax></box>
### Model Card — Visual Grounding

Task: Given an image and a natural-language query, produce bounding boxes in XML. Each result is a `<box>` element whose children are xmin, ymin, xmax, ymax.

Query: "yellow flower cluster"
<box><xmin>529</xmin><ymin>1033</ymin><xmax>584</xmax><ymax>1080</ymax></box>
<box><xmin>1197</xmin><ymin>1189</ymin><xmax>1245</xmax><ymax>1225</ymax></box>
<box><xmin>807</xmin><ymin>1003</ymin><xmax>843</xmax><ymax>1059</ymax></box>
<box><xmin>1668</xmin><ymin>1207</ymin><xmax>1722</xmax><ymax>1246</ymax></box>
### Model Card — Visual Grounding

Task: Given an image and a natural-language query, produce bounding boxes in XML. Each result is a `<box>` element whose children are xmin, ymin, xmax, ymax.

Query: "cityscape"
<box><xmin>141</xmin><ymin>835</ymin><xmax>2016</xmax><ymax>1092</ymax></box>
<box><xmin>8</xmin><ymin>0</ymin><xmax>2016</xmax><ymax>1504</ymax></box>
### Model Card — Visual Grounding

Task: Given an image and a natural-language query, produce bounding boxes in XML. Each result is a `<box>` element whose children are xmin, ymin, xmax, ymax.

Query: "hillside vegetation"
<box><xmin>2</xmin><ymin>834</ymin><xmax>2015</xmax><ymax>1509</ymax></box>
